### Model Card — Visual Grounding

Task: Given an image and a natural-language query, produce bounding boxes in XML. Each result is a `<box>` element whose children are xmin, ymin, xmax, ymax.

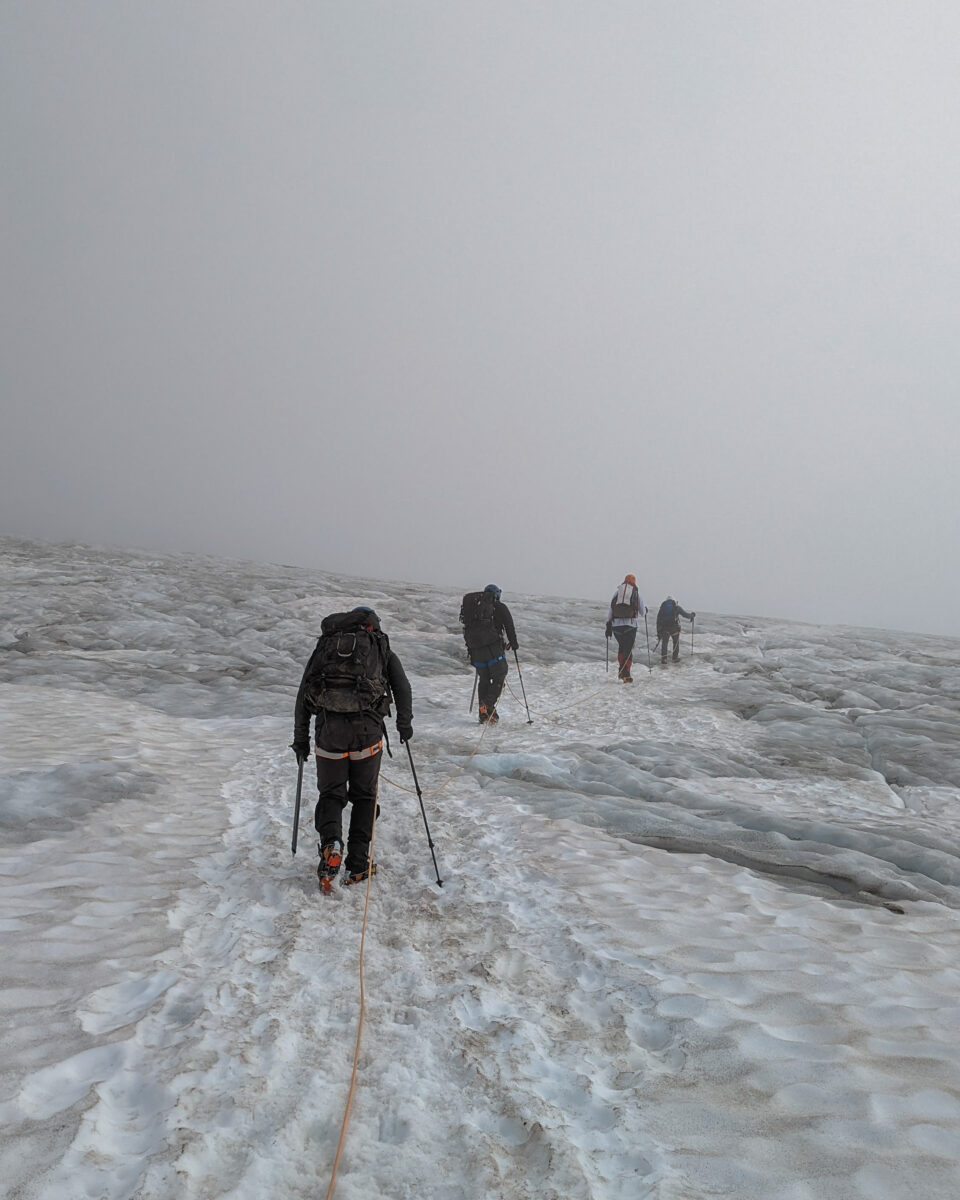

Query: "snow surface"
<box><xmin>2</xmin><ymin>536</ymin><xmax>960</xmax><ymax>1199</ymax></box>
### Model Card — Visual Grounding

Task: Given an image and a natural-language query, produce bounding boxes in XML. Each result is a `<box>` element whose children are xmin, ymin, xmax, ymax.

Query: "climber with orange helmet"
<box><xmin>605</xmin><ymin>574</ymin><xmax>646</xmax><ymax>683</ymax></box>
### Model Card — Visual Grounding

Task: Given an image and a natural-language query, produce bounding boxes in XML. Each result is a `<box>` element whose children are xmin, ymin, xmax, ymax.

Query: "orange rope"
<box><xmin>323</xmin><ymin>718</ymin><xmax>490</xmax><ymax>1194</ymax></box>
<box><xmin>324</xmin><ymin>782</ymin><xmax>378</xmax><ymax>1200</ymax></box>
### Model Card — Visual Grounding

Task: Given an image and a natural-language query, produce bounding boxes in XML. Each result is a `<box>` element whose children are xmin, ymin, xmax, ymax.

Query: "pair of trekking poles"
<box><xmin>291</xmin><ymin>739</ymin><xmax>443</xmax><ymax>888</ymax></box>
<box><xmin>606</xmin><ymin>614</ymin><xmax>696</xmax><ymax>674</ymax></box>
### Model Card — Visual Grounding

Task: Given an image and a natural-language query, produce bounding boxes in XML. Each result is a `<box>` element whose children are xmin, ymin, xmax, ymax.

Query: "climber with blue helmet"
<box><xmin>458</xmin><ymin>583</ymin><xmax>519</xmax><ymax>724</ymax></box>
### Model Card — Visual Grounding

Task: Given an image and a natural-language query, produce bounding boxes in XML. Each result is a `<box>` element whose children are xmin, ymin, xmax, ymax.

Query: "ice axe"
<box><xmin>291</xmin><ymin>753</ymin><xmax>304</xmax><ymax>855</ymax></box>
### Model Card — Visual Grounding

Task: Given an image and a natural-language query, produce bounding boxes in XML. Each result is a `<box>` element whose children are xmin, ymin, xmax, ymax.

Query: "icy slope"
<box><xmin>1</xmin><ymin>537</ymin><xmax>959</xmax><ymax>1199</ymax></box>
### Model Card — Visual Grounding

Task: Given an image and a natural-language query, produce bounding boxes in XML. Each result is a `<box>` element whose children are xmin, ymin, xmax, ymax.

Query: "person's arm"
<box><xmin>498</xmin><ymin>602</ymin><xmax>518</xmax><ymax>651</ymax></box>
<box><xmin>292</xmin><ymin>646</ymin><xmax>317</xmax><ymax>756</ymax></box>
<box><xmin>677</xmin><ymin>605</ymin><xmax>694</xmax><ymax>620</ymax></box>
<box><xmin>388</xmin><ymin>652</ymin><xmax>414</xmax><ymax>739</ymax></box>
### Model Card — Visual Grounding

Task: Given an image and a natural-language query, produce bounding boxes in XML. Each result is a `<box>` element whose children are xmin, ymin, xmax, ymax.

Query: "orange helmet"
<box><xmin>624</xmin><ymin>574</ymin><xmax>637</xmax><ymax>586</ymax></box>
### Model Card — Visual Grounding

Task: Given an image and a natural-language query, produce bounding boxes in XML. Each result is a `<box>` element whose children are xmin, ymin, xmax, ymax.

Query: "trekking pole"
<box><xmin>291</xmin><ymin>754</ymin><xmax>304</xmax><ymax>855</ymax></box>
<box><xmin>605</xmin><ymin>635</ymin><xmax>609</xmax><ymax>673</ymax></box>
<box><xmin>405</xmin><ymin>741</ymin><xmax>443</xmax><ymax>887</ymax></box>
<box><xmin>644</xmin><ymin>613</ymin><xmax>652</xmax><ymax>672</ymax></box>
<box><xmin>691</xmin><ymin>615</ymin><xmax>695</xmax><ymax>657</ymax></box>
<box><xmin>513</xmin><ymin>648</ymin><xmax>534</xmax><ymax>724</ymax></box>
<box><xmin>469</xmin><ymin>669</ymin><xmax>478</xmax><ymax>713</ymax></box>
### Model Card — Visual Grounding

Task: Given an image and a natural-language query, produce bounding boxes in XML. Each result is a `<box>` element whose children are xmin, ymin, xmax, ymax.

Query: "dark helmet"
<box><xmin>351</xmin><ymin>605</ymin><xmax>379</xmax><ymax>629</ymax></box>
<box><xmin>484</xmin><ymin>584</ymin><xmax>502</xmax><ymax>599</ymax></box>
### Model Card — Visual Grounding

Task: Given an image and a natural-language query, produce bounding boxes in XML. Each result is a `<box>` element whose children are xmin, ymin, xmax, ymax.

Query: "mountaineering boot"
<box><xmin>673</xmin><ymin>651</ymin><xmax>680</xmax><ymax>662</ymax></box>
<box><xmin>318</xmin><ymin>839</ymin><xmax>343</xmax><ymax>894</ymax></box>
<box><xmin>342</xmin><ymin>863</ymin><xmax>378</xmax><ymax>887</ymax></box>
<box><xmin>622</xmin><ymin>672</ymin><xmax>633</xmax><ymax>683</ymax></box>
<box><xmin>486</xmin><ymin>708</ymin><xmax>499</xmax><ymax>725</ymax></box>
<box><xmin>478</xmin><ymin>703</ymin><xmax>489</xmax><ymax>724</ymax></box>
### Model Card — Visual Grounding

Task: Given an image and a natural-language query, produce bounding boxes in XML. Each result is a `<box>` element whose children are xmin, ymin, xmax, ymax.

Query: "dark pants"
<box><xmin>476</xmin><ymin>658</ymin><xmax>508</xmax><ymax>712</ymax></box>
<box><xmin>613</xmin><ymin>626</ymin><xmax>637</xmax><ymax>676</ymax></box>
<box><xmin>471</xmin><ymin>643</ymin><xmax>508</xmax><ymax>713</ymax></box>
<box><xmin>659</xmin><ymin>627</ymin><xmax>680</xmax><ymax>661</ymax></box>
<box><xmin>314</xmin><ymin>751</ymin><xmax>381</xmax><ymax>875</ymax></box>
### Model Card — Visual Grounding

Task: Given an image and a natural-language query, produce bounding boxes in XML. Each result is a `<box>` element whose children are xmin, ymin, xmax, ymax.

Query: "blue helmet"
<box><xmin>484</xmin><ymin>584</ymin><xmax>501</xmax><ymax>600</ymax></box>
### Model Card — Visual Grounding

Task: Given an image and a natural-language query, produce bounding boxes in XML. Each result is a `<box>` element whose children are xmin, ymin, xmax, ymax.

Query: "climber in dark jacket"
<box><xmin>292</xmin><ymin>606</ymin><xmax>412</xmax><ymax>888</ymax></box>
<box><xmin>655</xmin><ymin>597</ymin><xmax>695</xmax><ymax>663</ymax></box>
<box><xmin>459</xmin><ymin>583</ymin><xmax>518</xmax><ymax>724</ymax></box>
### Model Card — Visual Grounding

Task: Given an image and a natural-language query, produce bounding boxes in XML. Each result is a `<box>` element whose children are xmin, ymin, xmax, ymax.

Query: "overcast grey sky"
<box><xmin>2</xmin><ymin>2</ymin><xmax>958</xmax><ymax>636</ymax></box>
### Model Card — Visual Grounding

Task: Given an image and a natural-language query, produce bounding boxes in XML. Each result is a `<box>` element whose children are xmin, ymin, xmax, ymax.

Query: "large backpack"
<box><xmin>460</xmin><ymin>590</ymin><xmax>500</xmax><ymax>650</ymax></box>
<box><xmin>300</xmin><ymin>612</ymin><xmax>392</xmax><ymax>716</ymax></box>
<box><xmin>611</xmin><ymin>582</ymin><xmax>637</xmax><ymax>619</ymax></box>
<box><xmin>657</xmin><ymin>598</ymin><xmax>677</xmax><ymax>628</ymax></box>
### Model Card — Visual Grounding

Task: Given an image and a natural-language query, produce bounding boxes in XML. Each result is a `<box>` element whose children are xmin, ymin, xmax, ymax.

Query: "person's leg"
<box><xmin>315</xmin><ymin>755</ymin><xmax>348</xmax><ymax>883</ymax></box>
<box><xmin>477</xmin><ymin>664</ymin><xmax>494</xmax><ymax>717</ymax></box>
<box><xmin>344</xmin><ymin>752</ymin><xmax>382</xmax><ymax>876</ymax></box>
<box><xmin>488</xmin><ymin>658</ymin><xmax>508</xmax><ymax>710</ymax></box>
<box><xmin>672</xmin><ymin>630</ymin><xmax>680</xmax><ymax>660</ymax></box>
<box><xmin>613</xmin><ymin>627</ymin><xmax>626</xmax><ymax>672</ymax></box>
<box><xmin>619</xmin><ymin>628</ymin><xmax>636</xmax><ymax>677</ymax></box>
<box><xmin>659</xmin><ymin>630</ymin><xmax>668</xmax><ymax>662</ymax></box>
<box><xmin>314</xmin><ymin>755</ymin><xmax>348</xmax><ymax>845</ymax></box>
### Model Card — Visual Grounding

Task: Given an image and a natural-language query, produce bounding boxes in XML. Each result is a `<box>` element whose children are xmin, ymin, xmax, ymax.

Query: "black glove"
<box><xmin>690</xmin><ymin>612</ymin><xmax>696</xmax><ymax>620</ymax></box>
<box><xmin>605</xmin><ymin>622</ymin><xmax>613</xmax><ymax>639</ymax></box>
<box><xmin>509</xmin><ymin>641</ymin><xmax>519</xmax><ymax>652</ymax></box>
<box><xmin>397</xmin><ymin>720</ymin><xmax>413</xmax><ymax>743</ymax></box>
<box><xmin>291</xmin><ymin>740</ymin><xmax>309</xmax><ymax>763</ymax></box>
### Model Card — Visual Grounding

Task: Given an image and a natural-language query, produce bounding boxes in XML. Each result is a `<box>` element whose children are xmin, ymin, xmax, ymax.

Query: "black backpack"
<box><xmin>657</xmin><ymin>598</ymin><xmax>677</xmax><ymax>628</ymax></box>
<box><xmin>460</xmin><ymin>590</ymin><xmax>499</xmax><ymax>650</ymax></box>
<box><xmin>300</xmin><ymin>612</ymin><xmax>392</xmax><ymax>716</ymax></box>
